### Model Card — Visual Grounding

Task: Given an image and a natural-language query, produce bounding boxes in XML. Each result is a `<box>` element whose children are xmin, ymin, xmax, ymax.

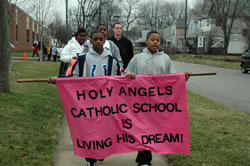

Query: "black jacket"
<box><xmin>108</xmin><ymin>35</ymin><xmax>134</xmax><ymax>69</ymax></box>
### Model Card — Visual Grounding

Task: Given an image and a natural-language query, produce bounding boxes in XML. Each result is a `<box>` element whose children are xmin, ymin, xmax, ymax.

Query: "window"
<box><xmin>32</xmin><ymin>32</ymin><xmax>34</xmax><ymax>42</ymax></box>
<box><xmin>216</xmin><ymin>18</ymin><xmax>222</xmax><ymax>26</ymax></box>
<box><xmin>243</xmin><ymin>29</ymin><xmax>248</xmax><ymax>36</ymax></box>
<box><xmin>16</xmin><ymin>25</ymin><xmax>18</xmax><ymax>41</ymax></box>
<box><xmin>167</xmin><ymin>41</ymin><xmax>172</xmax><ymax>48</ymax></box>
<box><xmin>27</xmin><ymin>29</ymin><xmax>30</xmax><ymax>43</ymax></box>
<box><xmin>26</xmin><ymin>16</ymin><xmax>29</xmax><ymax>29</ymax></box>
<box><xmin>16</xmin><ymin>9</ymin><xmax>18</xmax><ymax>25</ymax></box>
<box><xmin>32</xmin><ymin>21</ymin><xmax>34</xmax><ymax>31</ymax></box>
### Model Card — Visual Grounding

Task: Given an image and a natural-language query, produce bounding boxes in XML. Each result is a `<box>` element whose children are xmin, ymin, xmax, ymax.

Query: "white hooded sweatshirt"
<box><xmin>59</xmin><ymin>37</ymin><xmax>86</xmax><ymax>63</ymax></box>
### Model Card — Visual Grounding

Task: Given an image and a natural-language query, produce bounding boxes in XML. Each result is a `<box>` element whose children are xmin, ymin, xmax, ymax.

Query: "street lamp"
<box><xmin>184</xmin><ymin>0</ymin><xmax>187</xmax><ymax>54</ymax></box>
<box><xmin>99</xmin><ymin>0</ymin><xmax>102</xmax><ymax>25</ymax></box>
<box><xmin>113</xmin><ymin>15</ymin><xmax>120</xmax><ymax>23</ymax></box>
<box><xmin>65</xmin><ymin>0</ymin><xmax>69</xmax><ymax>39</ymax></box>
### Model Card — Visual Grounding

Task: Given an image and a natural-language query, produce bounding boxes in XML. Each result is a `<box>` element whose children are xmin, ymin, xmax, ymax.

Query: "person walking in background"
<box><xmin>47</xmin><ymin>46</ymin><xmax>52</xmax><ymax>61</ymax></box>
<box><xmin>57</xmin><ymin>46</ymin><xmax>63</xmax><ymax>61</ymax></box>
<box><xmin>42</xmin><ymin>43</ymin><xmax>47</xmax><ymax>61</ymax></box>
<box><xmin>52</xmin><ymin>44</ymin><xmax>58</xmax><ymax>62</ymax></box>
<box><xmin>108</xmin><ymin>23</ymin><xmax>134</xmax><ymax>69</ymax></box>
<box><xmin>97</xmin><ymin>24</ymin><xmax>123</xmax><ymax>67</ymax></box>
<box><xmin>32</xmin><ymin>41</ymin><xmax>39</xmax><ymax>57</ymax></box>
<box><xmin>59</xmin><ymin>26</ymin><xmax>88</xmax><ymax>75</ymax></box>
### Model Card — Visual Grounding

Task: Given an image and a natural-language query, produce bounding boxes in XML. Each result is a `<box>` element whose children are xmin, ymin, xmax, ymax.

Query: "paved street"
<box><xmin>173</xmin><ymin>61</ymin><xmax>250</xmax><ymax>114</ymax></box>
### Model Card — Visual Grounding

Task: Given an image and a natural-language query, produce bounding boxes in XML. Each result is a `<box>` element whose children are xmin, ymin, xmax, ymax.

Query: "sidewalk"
<box><xmin>11</xmin><ymin>57</ymin><xmax>40</xmax><ymax>61</ymax></box>
<box><xmin>53</xmin><ymin>116</ymin><xmax>170</xmax><ymax>166</ymax></box>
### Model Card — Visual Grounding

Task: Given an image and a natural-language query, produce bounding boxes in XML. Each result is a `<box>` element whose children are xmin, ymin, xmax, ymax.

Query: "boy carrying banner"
<box><xmin>71</xmin><ymin>30</ymin><xmax>121</xmax><ymax>77</ymax></box>
<box><xmin>49</xmin><ymin>30</ymin><xmax>121</xmax><ymax>166</ymax></box>
<box><xmin>125</xmin><ymin>31</ymin><xmax>189</xmax><ymax>166</ymax></box>
<box><xmin>71</xmin><ymin>30</ymin><xmax>121</xmax><ymax>166</ymax></box>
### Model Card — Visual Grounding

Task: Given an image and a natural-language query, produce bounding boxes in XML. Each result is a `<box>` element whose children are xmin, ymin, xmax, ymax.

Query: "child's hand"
<box><xmin>184</xmin><ymin>72</ymin><xmax>192</xmax><ymax>81</ymax></box>
<box><xmin>126</xmin><ymin>72</ymin><xmax>136</xmax><ymax>79</ymax></box>
<box><xmin>48</xmin><ymin>77</ymin><xmax>57</xmax><ymax>84</ymax></box>
<box><xmin>120</xmin><ymin>67</ymin><xmax>124</xmax><ymax>73</ymax></box>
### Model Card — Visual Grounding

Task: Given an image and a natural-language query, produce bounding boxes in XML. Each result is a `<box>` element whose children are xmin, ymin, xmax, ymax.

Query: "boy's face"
<box><xmin>146</xmin><ymin>33</ymin><xmax>161</xmax><ymax>54</ymax></box>
<box><xmin>90</xmin><ymin>33</ymin><xmax>105</xmax><ymax>54</ymax></box>
<box><xmin>113</xmin><ymin>24</ymin><xmax>122</xmax><ymax>36</ymax></box>
<box><xmin>98</xmin><ymin>25</ymin><xmax>108</xmax><ymax>38</ymax></box>
<box><xmin>76</xmin><ymin>32</ymin><xmax>88</xmax><ymax>45</ymax></box>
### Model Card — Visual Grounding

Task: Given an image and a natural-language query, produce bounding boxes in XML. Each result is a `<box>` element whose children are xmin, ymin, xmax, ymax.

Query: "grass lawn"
<box><xmin>169</xmin><ymin>54</ymin><xmax>241</xmax><ymax>69</ymax></box>
<box><xmin>11</xmin><ymin>50</ymin><xmax>33</xmax><ymax>57</ymax></box>
<box><xmin>166</xmin><ymin>90</ymin><xmax>250</xmax><ymax>166</ymax></box>
<box><xmin>0</xmin><ymin>61</ymin><xmax>63</xmax><ymax>166</ymax></box>
<box><xmin>0</xmin><ymin>61</ymin><xmax>249</xmax><ymax>166</ymax></box>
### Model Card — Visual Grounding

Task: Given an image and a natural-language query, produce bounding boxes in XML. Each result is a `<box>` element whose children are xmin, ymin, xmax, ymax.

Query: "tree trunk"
<box><xmin>0</xmin><ymin>0</ymin><xmax>10</xmax><ymax>93</ymax></box>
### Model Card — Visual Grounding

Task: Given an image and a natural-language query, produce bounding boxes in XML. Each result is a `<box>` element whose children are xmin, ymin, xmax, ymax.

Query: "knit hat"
<box><xmin>75</xmin><ymin>26</ymin><xmax>87</xmax><ymax>36</ymax></box>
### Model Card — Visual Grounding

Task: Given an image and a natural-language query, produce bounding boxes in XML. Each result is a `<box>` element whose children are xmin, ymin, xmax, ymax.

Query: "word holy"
<box><xmin>76</xmin><ymin>86</ymin><xmax>173</xmax><ymax>100</ymax></box>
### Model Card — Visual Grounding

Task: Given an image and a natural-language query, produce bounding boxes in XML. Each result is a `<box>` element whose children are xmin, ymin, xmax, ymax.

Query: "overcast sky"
<box><xmin>55</xmin><ymin>0</ymin><xmax>197</xmax><ymax>21</ymax></box>
<box><xmin>15</xmin><ymin>0</ymin><xmax>197</xmax><ymax>23</ymax></box>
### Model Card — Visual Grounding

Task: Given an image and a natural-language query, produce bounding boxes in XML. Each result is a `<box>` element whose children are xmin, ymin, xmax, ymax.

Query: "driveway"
<box><xmin>173</xmin><ymin>61</ymin><xmax>250</xmax><ymax>114</ymax></box>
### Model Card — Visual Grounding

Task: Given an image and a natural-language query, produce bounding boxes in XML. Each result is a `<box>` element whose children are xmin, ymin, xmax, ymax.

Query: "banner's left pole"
<box><xmin>17</xmin><ymin>79</ymin><xmax>49</xmax><ymax>83</ymax></box>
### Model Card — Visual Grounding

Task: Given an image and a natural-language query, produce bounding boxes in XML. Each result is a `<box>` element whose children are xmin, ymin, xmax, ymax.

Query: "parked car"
<box><xmin>241</xmin><ymin>48</ymin><xmax>250</xmax><ymax>73</ymax></box>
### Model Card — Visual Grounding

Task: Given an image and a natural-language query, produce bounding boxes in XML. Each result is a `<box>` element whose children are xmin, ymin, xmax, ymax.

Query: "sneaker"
<box><xmin>138</xmin><ymin>162</ymin><xmax>152</xmax><ymax>166</ymax></box>
<box><xmin>86</xmin><ymin>161</ymin><xmax>96</xmax><ymax>166</ymax></box>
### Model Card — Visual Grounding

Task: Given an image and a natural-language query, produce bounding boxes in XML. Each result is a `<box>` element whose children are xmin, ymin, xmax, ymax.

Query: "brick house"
<box><xmin>8</xmin><ymin>4</ymin><xmax>51</xmax><ymax>52</ymax></box>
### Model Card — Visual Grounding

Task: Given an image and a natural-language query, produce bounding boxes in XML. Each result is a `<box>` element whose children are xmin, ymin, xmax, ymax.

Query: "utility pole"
<box><xmin>38</xmin><ymin>0</ymin><xmax>43</xmax><ymax>62</ymax></box>
<box><xmin>99</xmin><ymin>0</ymin><xmax>102</xmax><ymax>25</ymax></box>
<box><xmin>66</xmin><ymin>0</ymin><xmax>68</xmax><ymax>39</ymax></box>
<box><xmin>184</xmin><ymin>0</ymin><xmax>187</xmax><ymax>55</ymax></box>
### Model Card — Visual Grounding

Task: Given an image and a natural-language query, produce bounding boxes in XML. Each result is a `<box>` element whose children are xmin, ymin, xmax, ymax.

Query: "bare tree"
<box><xmin>242</xmin><ymin>1</ymin><xmax>250</xmax><ymax>46</ymax></box>
<box><xmin>7</xmin><ymin>0</ymin><xmax>33</xmax><ymax>24</ymax></box>
<box><xmin>137</xmin><ymin>0</ymin><xmax>185</xmax><ymax>30</ymax></box>
<box><xmin>101</xmin><ymin>0</ymin><xmax>121</xmax><ymax>32</ymax></box>
<box><xmin>210</xmin><ymin>0</ymin><xmax>250</xmax><ymax>54</ymax></box>
<box><xmin>166</xmin><ymin>1</ymin><xmax>185</xmax><ymax>24</ymax></box>
<box><xmin>122</xmin><ymin>0</ymin><xmax>141</xmax><ymax>36</ymax></box>
<box><xmin>70</xmin><ymin>0</ymin><xmax>99</xmax><ymax>32</ymax></box>
<box><xmin>137</xmin><ymin>0</ymin><xmax>159</xmax><ymax>30</ymax></box>
<box><xmin>48</xmin><ymin>11</ymin><xmax>70</xmax><ymax>44</ymax></box>
<box><xmin>32</xmin><ymin>0</ymin><xmax>55</xmax><ymax>61</ymax></box>
<box><xmin>0</xmin><ymin>0</ymin><xmax>10</xmax><ymax>93</ymax></box>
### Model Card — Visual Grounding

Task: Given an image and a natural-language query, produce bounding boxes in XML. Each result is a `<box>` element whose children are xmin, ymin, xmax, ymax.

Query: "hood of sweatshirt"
<box><xmin>142</xmin><ymin>48</ymin><xmax>165</xmax><ymax>56</ymax></box>
<box><xmin>88</xmin><ymin>47</ymin><xmax>112</xmax><ymax>57</ymax></box>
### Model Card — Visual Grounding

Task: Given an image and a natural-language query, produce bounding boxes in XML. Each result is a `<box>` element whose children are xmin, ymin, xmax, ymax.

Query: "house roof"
<box><xmin>176</xmin><ymin>19</ymin><xmax>185</xmax><ymax>28</ymax></box>
<box><xmin>134</xmin><ymin>30</ymin><xmax>150</xmax><ymax>43</ymax></box>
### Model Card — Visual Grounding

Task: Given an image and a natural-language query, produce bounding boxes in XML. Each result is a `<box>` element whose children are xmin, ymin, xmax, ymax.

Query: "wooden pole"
<box><xmin>17</xmin><ymin>78</ymin><xmax>49</xmax><ymax>83</ymax></box>
<box><xmin>17</xmin><ymin>72</ymin><xmax>217</xmax><ymax>83</ymax></box>
<box><xmin>188</xmin><ymin>72</ymin><xmax>217</xmax><ymax>76</ymax></box>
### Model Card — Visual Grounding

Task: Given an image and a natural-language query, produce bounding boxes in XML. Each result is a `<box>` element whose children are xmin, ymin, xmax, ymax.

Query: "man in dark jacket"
<box><xmin>108</xmin><ymin>23</ymin><xmax>134</xmax><ymax>69</ymax></box>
